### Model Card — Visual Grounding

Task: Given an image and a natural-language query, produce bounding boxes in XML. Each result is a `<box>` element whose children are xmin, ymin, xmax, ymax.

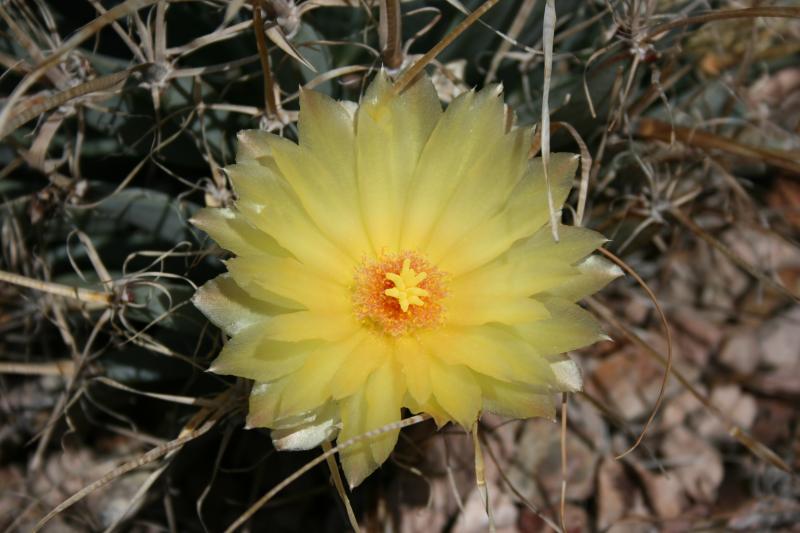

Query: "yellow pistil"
<box><xmin>384</xmin><ymin>258</ymin><xmax>430</xmax><ymax>312</ymax></box>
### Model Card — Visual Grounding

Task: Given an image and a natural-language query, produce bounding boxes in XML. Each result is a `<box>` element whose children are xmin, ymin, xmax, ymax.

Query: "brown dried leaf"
<box><xmin>758</xmin><ymin>306</ymin><xmax>800</xmax><ymax>371</ymax></box>
<box><xmin>695</xmin><ymin>385</ymin><xmax>758</xmax><ymax>439</ymax></box>
<box><xmin>630</xmin><ymin>459</ymin><xmax>688</xmax><ymax>519</ymax></box>
<box><xmin>507</xmin><ymin>419</ymin><xmax>597</xmax><ymax>506</ymax></box>
<box><xmin>660</xmin><ymin>427</ymin><xmax>724</xmax><ymax>503</ymax></box>
<box><xmin>719</xmin><ymin>328</ymin><xmax>762</xmax><ymax>374</ymax></box>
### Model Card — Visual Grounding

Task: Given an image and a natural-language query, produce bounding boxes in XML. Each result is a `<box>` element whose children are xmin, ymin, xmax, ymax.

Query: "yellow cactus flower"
<box><xmin>192</xmin><ymin>72</ymin><xmax>620</xmax><ymax>487</ymax></box>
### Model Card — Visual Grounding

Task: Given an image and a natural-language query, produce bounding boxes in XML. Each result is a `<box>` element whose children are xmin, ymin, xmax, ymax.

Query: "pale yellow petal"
<box><xmin>227</xmin><ymin>158</ymin><xmax>280</xmax><ymax>207</ymax></box>
<box><xmin>396</xmin><ymin>336</ymin><xmax>432</xmax><ymax>405</ymax></box>
<box><xmin>298</xmin><ymin>88</ymin><xmax>354</xmax><ymax>157</ymax></box>
<box><xmin>261</xmin><ymin>311</ymin><xmax>360</xmax><ymax>342</ymax></box>
<box><xmin>364</xmin><ymin>359</ymin><xmax>404</xmax><ymax>464</ymax></box>
<box><xmin>446</xmin><ymin>294</ymin><xmax>550</xmax><ymax>326</ymax></box>
<box><xmin>429</xmin><ymin>359</ymin><xmax>481</xmax><ymax>428</ymax></box>
<box><xmin>210</xmin><ymin>324</ymin><xmax>319</xmax><ymax>382</ymax></box>
<box><xmin>227</xmin><ymin>159</ymin><xmax>355</xmax><ymax>283</ymax></box>
<box><xmin>276</xmin><ymin>332</ymin><xmax>367</xmax><ymax>417</ymax></box>
<box><xmin>247</xmin><ymin>379</ymin><xmax>339</xmax><ymax>431</ymax></box>
<box><xmin>193</xmin><ymin>274</ymin><xmax>290</xmax><ymax>335</ymax></box>
<box><xmin>268</xmin><ymin>127</ymin><xmax>372</xmax><ymax>260</ymax></box>
<box><xmin>545</xmin><ymin>255</ymin><xmax>622</xmax><ymax>301</ymax></box>
<box><xmin>448</xmin><ymin>226</ymin><xmax>605</xmax><ymax>308</ymax></box>
<box><xmin>512</xmin><ymin>297</ymin><xmax>605</xmax><ymax>356</ymax></box>
<box><xmin>507</xmin><ymin>224</ymin><xmax>608</xmax><ymax>264</ymax></box>
<box><xmin>270</xmin><ymin>402</ymin><xmax>339</xmax><ymax>451</ymax></box>
<box><xmin>357</xmin><ymin>72</ymin><xmax>442</xmax><ymax>251</ymax></box>
<box><xmin>449</xmin><ymin>259</ymin><xmax>577</xmax><ymax>301</ymax></box>
<box><xmin>330</xmin><ymin>333</ymin><xmax>391</xmax><ymax>399</ymax></box>
<box><xmin>226</xmin><ymin>255</ymin><xmax>350</xmax><ymax>312</ymax></box>
<box><xmin>247</xmin><ymin>378</ymin><xmax>292</xmax><ymax>428</ymax></box>
<box><xmin>404</xmin><ymin>395</ymin><xmax>452</xmax><ymax>429</ymax></box>
<box><xmin>236</xmin><ymin>129</ymin><xmax>274</xmax><ymax>162</ymax></box>
<box><xmin>209</xmin><ymin>271</ymin><xmax>303</xmax><ymax>311</ymax></box>
<box><xmin>476</xmin><ymin>374</ymin><xmax>557</xmax><ymax>420</ymax></box>
<box><xmin>191</xmin><ymin>207</ymin><xmax>288</xmax><ymax>258</ymax></box>
<box><xmin>423</xmin><ymin>127</ymin><xmax>531</xmax><ymax>260</ymax></box>
<box><xmin>336</xmin><ymin>389</ymin><xmax>378</xmax><ymax>489</ymax></box>
<box><xmin>422</xmin><ymin>325</ymin><xmax>556</xmax><ymax>384</ymax></box>
<box><xmin>401</xmin><ymin>86</ymin><xmax>505</xmax><ymax>251</ymax></box>
<box><xmin>436</xmin><ymin>153</ymin><xmax>579</xmax><ymax>275</ymax></box>
<box><xmin>338</xmin><ymin>389</ymin><xmax>376</xmax><ymax>488</ymax></box>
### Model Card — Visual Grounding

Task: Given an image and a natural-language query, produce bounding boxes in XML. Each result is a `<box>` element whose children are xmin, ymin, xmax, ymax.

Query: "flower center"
<box><xmin>353</xmin><ymin>251</ymin><xmax>447</xmax><ymax>337</ymax></box>
<box><xmin>384</xmin><ymin>259</ymin><xmax>429</xmax><ymax>312</ymax></box>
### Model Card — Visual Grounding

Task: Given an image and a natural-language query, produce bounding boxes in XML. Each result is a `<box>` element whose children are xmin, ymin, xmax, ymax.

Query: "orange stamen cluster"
<box><xmin>353</xmin><ymin>251</ymin><xmax>447</xmax><ymax>337</ymax></box>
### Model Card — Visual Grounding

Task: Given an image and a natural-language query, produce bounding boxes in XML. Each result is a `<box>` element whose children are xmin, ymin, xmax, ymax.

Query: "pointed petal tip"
<box><xmin>244</xmin><ymin>413</ymin><xmax>261</xmax><ymax>431</ymax></box>
<box><xmin>342</xmin><ymin>457</ymin><xmax>374</xmax><ymax>489</ymax></box>
<box><xmin>477</xmin><ymin>82</ymin><xmax>502</xmax><ymax>97</ymax></box>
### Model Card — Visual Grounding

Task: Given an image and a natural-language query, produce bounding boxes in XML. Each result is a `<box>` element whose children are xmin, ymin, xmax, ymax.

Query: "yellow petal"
<box><xmin>236</xmin><ymin>129</ymin><xmax>275</xmax><ymax>162</ymax></box>
<box><xmin>276</xmin><ymin>332</ymin><xmax>367</xmax><ymax>417</ymax></box>
<box><xmin>227</xmin><ymin>159</ymin><xmax>355</xmax><ymax>283</ymax></box>
<box><xmin>545</xmin><ymin>255</ymin><xmax>622</xmax><ymax>301</ymax></box>
<box><xmin>270</xmin><ymin>402</ymin><xmax>339</xmax><ymax>451</ymax></box>
<box><xmin>247</xmin><ymin>378</ymin><xmax>292</xmax><ymax>428</ymax></box>
<box><xmin>261</xmin><ymin>311</ymin><xmax>360</xmax><ymax>342</ymax></box>
<box><xmin>404</xmin><ymin>395</ymin><xmax>452</xmax><ymax>429</ymax></box>
<box><xmin>247</xmin><ymin>379</ymin><xmax>338</xmax><ymax>430</ymax></box>
<box><xmin>357</xmin><ymin>72</ymin><xmax>442</xmax><ymax>251</ymax></box>
<box><xmin>401</xmin><ymin>85</ymin><xmax>505</xmax><ymax>251</ymax></box>
<box><xmin>423</xmin><ymin>127</ymin><xmax>531</xmax><ymax>260</ymax></box>
<box><xmin>337</xmin><ymin>389</ymin><xmax>377</xmax><ymax>488</ymax></box>
<box><xmin>450</xmin><ymin>257</ymin><xmax>577</xmax><ymax>300</ymax></box>
<box><xmin>449</xmin><ymin>228</ymin><xmax>602</xmax><ymax>318</ymax></box>
<box><xmin>298</xmin><ymin>88</ymin><xmax>355</xmax><ymax>157</ymax></box>
<box><xmin>227</xmin><ymin>158</ymin><xmax>280</xmax><ymax>206</ymax></box>
<box><xmin>210</xmin><ymin>324</ymin><xmax>319</xmax><ymax>381</ymax></box>
<box><xmin>226</xmin><ymin>255</ymin><xmax>350</xmax><ymax>312</ymax></box>
<box><xmin>192</xmin><ymin>274</ymin><xmax>290</xmax><ymax>335</ymax></box>
<box><xmin>365</xmin><ymin>360</ymin><xmax>404</xmax><ymax>464</ymax></box>
<box><xmin>476</xmin><ymin>374</ymin><xmax>557</xmax><ymax>420</ymax></box>
<box><xmin>268</xmin><ymin>127</ymin><xmax>373</xmax><ymax>261</ymax></box>
<box><xmin>508</xmin><ymin>224</ymin><xmax>608</xmax><ymax>264</ymax></box>
<box><xmin>330</xmin><ymin>333</ymin><xmax>391</xmax><ymax>399</ymax></box>
<box><xmin>396</xmin><ymin>336</ymin><xmax>432</xmax><ymax>405</ymax></box>
<box><xmin>429</xmin><ymin>359</ymin><xmax>481</xmax><ymax>428</ymax></box>
<box><xmin>446</xmin><ymin>292</ymin><xmax>550</xmax><ymax>326</ymax></box>
<box><xmin>191</xmin><ymin>207</ymin><xmax>288</xmax><ymax>258</ymax></box>
<box><xmin>422</xmin><ymin>325</ymin><xmax>556</xmax><ymax>384</ymax></box>
<box><xmin>436</xmin><ymin>153</ymin><xmax>579</xmax><ymax>275</ymax></box>
<box><xmin>512</xmin><ymin>297</ymin><xmax>605</xmax><ymax>356</ymax></box>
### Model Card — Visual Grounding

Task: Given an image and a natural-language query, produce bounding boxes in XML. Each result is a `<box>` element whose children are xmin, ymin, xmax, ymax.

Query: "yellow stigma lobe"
<box><xmin>384</xmin><ymin>259</ymin><xmax>429</xmax><ymax>312</ymax></box>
